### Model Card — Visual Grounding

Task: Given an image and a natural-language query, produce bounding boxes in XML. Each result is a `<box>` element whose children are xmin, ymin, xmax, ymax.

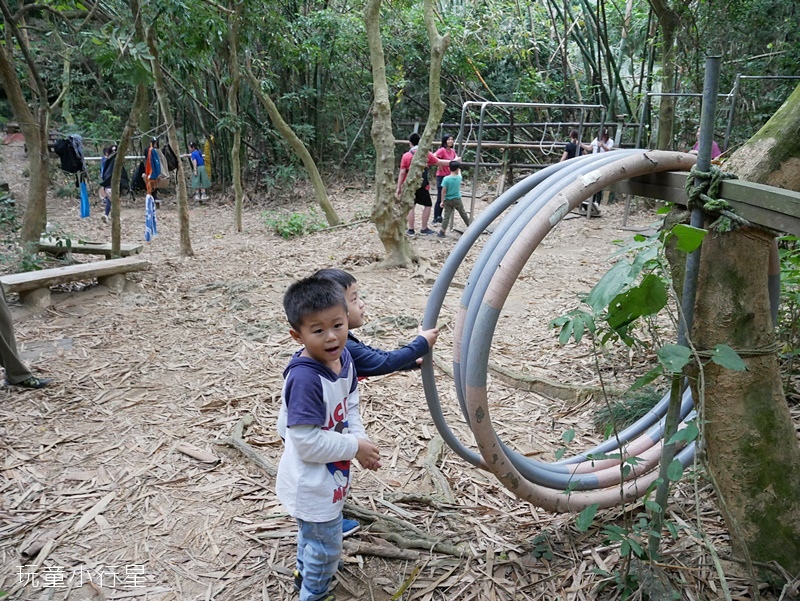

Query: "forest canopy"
<box><xmin>0</xmin><ymin>0</ymin><xmax>798</xmax><ymax>186</ymax></box>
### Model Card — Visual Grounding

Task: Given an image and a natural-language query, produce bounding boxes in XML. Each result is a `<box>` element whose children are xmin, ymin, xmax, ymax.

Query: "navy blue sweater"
<box><xmin>346</xmin><ymin>332</ymin><xmax>430</xmax><ymax>377</ymax></box>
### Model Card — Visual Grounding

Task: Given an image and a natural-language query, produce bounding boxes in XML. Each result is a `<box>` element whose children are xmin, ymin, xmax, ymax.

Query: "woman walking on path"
<box><xmin>189</xmin><ymin>142</ymin><xmax>211</xmax><ymax>201</ymax></box>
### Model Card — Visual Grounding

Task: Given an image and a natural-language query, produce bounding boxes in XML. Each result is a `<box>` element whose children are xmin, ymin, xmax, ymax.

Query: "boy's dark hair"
<box><xmin>189</xmin><ymin>142</ymin><xmax>198</xmax><ymax>150</ymax></box>
<box><xmin>449</xmin><ymin>160</ymin><xmax>461</xmax><ymax>171</ymax></box>
<box><xmin>313</xmin><ymin>268</ymin><xmax>357</xmax><ymax>290</ymax></box>
<box><xmin>409</xmin><ymin>132</ymin><xmax>421</xmax><ymax>146</ymax></box>
<box><xmin>284</xmin><ymin>277</ymin><xmax>348</xmax><ymax>330</ymax></box>
<box><xmin>569</xmin><ymin>129</ymin><xmax>579</xmax><ymax>139</ymax></box>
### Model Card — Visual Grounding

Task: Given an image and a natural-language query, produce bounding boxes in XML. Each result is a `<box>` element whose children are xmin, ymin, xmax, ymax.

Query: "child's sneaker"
<box><xmin>201</xmin><ymin>193</ymin><xmax>209</xmax><ymax>201</ymax></box>
<box><xmin>193</xmin><ymin>194</ymin><xmax>200</xmax><ymax>201</ymax></box>
<box><xmin>342</xmin><ymin>518</ymin><xmax>360</xmax><ymax>537</ymax></box>
<box><xmin>437</xmin><ymin>230</ymin><xmax>446</xmax><ymax>238</ymax></box>
<box><xmin>292</xmin><ymin>569</ymin><xmax>302</xmax><ymax>592</ymax></box>
<box><xmin>419</xmin><ymin>228</ymin><xmax>435</xmax><ymax>236</ymax></box>
<box><xmin>406</xmin><ymin>229</ymin><xmax>415</xmax><ymax>237</ymax></box>
<box><xmin>101</xmin><ymin>214</ymin><xmax>109</xmax><ymax>224</ymax></box>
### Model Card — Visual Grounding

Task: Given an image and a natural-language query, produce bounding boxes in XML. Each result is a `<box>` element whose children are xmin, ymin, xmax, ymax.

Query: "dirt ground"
<box><xmin>0</xmin><ymin>141</ymin><xmax>795</xmax><ymax>601</ymax></box>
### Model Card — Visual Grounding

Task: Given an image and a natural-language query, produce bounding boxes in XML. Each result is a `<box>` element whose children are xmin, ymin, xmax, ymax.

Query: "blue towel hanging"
<box><xmin>79</xmin><ymin>180</ymin><xmax>90</xmax><ymax>218</ymax></box>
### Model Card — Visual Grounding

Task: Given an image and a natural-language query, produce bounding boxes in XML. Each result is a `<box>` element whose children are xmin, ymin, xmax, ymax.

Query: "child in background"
<box><xmin>313</xmin><ymin>268</ymin><xmax>439</xmax><ymax>377</ymax></box>
<box><xmin>98</xmin><ymin>146</ymin><xmax>110</xmax><ymax>223</ymax></box>
<box><xmin>276</xmin><ymin>277</ymin><xmax>381</xmax><ymax>601</ymax></box>
<box><xmin>437</xmin><ymin>160</ymin><xmax>471</xmax><ymax>238</ymax></box>
<box><xmin>189</xmin><ymin>141</ymin><xmax>211</xmax><ymax>201</ymax></box>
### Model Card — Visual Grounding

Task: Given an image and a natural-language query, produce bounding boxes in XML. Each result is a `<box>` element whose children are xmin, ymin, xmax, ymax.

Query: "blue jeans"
<box><xmin>296</xmin><ymin>514</ymin><xmax>342</xmax><ymax>601</ymax></box>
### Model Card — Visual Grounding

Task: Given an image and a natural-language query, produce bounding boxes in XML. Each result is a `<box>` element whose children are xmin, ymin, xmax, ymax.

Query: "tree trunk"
<box><xmin>364</xmin><ymin>0</ymin><xmax>447</xmax><ymax>268</ymax></box>
<box><xmin>111</xmin><ymin>83</ymin><xmax>147</xmax><ymax>255</ymax></box>
<box><xmin>364</xmin><ymin>0</ymin><xmax>415</xmax><ymax>267</ymax></box>
<box><xmin>229</xmin><ymin>0</ymin><xmax>244</xmax><ymax>233</ymax></box>
<box><xmin>726</xmin><ymin>83</ymin><xmax>800</xmax><ymax>191</ymax></box>
<box><xmin>0</xmin><ymin>0</ymin><xmax>51</xmax><ymax>244</ymax></box>
<box><xmin>244</xmin><ymin>66</ymin><xmax>340</xmax><ymax>227</ymax></box>
<box><xmin>688</xmin><ymin>81</ymin><xmax>800</xmax><ymax>576</ymax></box>
<box><xmin>649</xmin><ymin>0</ymin><xmax>679</xmax><ymax>150</ymax></box>
<box><xmin>146</xmin><ymin>26</ymin><xmax>194</xmax><ymax>257</ymax></box>
<box><xmin>689</xmin><ymin>227</ymin><xmax>800</xmax><ymax>576</ymax></box>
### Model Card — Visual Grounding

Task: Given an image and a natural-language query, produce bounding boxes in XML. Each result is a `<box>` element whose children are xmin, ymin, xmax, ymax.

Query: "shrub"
<box><xmin>262</xmin><ymin>208</ymin><xmax>326</xmax><ymax>239</ymax></box>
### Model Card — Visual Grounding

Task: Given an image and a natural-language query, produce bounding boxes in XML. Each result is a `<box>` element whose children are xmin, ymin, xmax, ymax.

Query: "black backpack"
<box><xmin>53</xmin><ymin>137</ymin><xmax>84</xmax><ymax>173</ymax></box>
<box><xmin>163</xmin><ymin>143</ymin><xmax>179</xmax><ymax>172</ymax></box>
<box><xmin>131</xmin><ymin>161</ymin><xmax>147</xmax><ymax>192</ymax></box>
<box><xmin>102</xmin><ymin>155</ymin><xmax>130</xmax><ymax>193</ymax></box>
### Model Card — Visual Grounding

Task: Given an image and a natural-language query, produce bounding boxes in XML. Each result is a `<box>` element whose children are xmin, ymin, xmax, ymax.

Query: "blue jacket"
<box><xmin>347</xmin><ymin>332</ymin><xmax>429</xmax><ymax>377</ymax></box>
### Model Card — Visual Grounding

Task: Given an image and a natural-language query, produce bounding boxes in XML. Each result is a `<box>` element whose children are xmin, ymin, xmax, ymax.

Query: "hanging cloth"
<box><xmin>144</xmin><ymin>194</ymin><xmax>158</xmax><ymax>242</ymax></box>
<box><xmin>79</xmin><ymin>174</ymin><xmax>90</xmax><ymax>218</ymax></box>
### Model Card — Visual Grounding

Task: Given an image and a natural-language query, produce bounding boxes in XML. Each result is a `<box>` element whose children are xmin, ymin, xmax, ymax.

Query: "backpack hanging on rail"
<box><xmin>163</xmin><ymin>143</ymin><xmax>179</xmax><ymax>172</ymax></box>
<box><xmin>53</xmin><ymin>135</ymin><xmax>86</xmax><ymax>174</ymax></box>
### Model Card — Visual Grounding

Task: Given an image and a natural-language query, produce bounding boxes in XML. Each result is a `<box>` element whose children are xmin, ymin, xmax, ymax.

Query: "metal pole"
<box><xmin>636</xmin><ymin>93</ymin><xmax>649</xmax><ymax>148</ymax></box>
<box><xmin>649</xmin><ymin>55</ymin><xmax>722</xmax><ymax>559</ymax></box>
<box><xmin>679</xmin><ymin>55</ymin><xmax>721</xmax><ymax>343</ymax></box>
<box><xmin>469</xmin><ymin>103</ymin><xmax>488</xmax><ymax>220</ymax></box>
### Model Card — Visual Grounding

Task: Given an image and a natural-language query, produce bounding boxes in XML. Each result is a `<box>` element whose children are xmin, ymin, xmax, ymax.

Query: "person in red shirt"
<box><xmin>432</xmin><ymin>134</ymin><xmax>457</xmax><ymax>224</ymax></box>
<box><xmin>396</xmin><ymin>133</ymin><xmax>452</xmax><ymax>237</ymax></box>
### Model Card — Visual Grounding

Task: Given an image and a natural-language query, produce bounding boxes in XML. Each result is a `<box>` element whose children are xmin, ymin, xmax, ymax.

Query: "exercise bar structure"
<box><xmin>421</xmin><ymin>149</ymin><xmax>700</xmax><ymax>513</ymax></box>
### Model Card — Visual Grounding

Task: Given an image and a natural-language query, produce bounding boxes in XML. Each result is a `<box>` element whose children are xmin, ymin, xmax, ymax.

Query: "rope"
<box><xmin>684</xmin><ymin>164</ymin><xmax>740</xmax><ymax>232</ymax></box>
<box><xmin>694</xmin><ymin>341</ymin><xmax>781</xmax><ymax>359</ymax></box>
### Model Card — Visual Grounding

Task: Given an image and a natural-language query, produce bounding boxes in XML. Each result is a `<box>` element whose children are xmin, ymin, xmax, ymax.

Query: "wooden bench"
<box><xmin>0</xmin><ymin>257</ymin><xmax>150</xmax><ymax>307</ymax></box>
<box><xmin>37</xmin><ymin>238</ymin><xmax>143</xmax><ymax>259</ymax></box>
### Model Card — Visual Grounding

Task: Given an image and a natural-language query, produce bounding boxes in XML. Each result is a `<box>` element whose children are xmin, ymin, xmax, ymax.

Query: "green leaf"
<box><xmin>586</xmin><ymin>259</ymin><xmax>634</xmax><ymax>313</ymax></box>
<box><xmin>666</xmin><ymin>521</ymin><xmax>679</xmax><ymax>538</ymax></box>
<box><xmin>607</xmin><ymin>274</ymin><xmax>668</xmax><ymax>334</ymax></box>
<box><xmin>629</xmin><ymin>539</ymin><xmax>644</xmax><ymax>557</ymax></box>
<box><xmin>644</xmin><ymin>499</ymin><xmax>662</xmax><ymax>513</ymax></box>
<box><xmin>629</xmin><ymin>366</ymin><xmax>662</xmax><ymax>391</ymax></box>
<box><xmin>708</xmin><ymin>344</ymin><xmax>748</xmax><ymax>371</ymax></box>
<box><xmin>657</xmin><ymin>344</ymin><xmax>691</xmax><ymax>373</ymax></box>
<box><xmin>555</xmin><ymin>448</ymin><xmax>566</xmax><ymax>460</ymax></box>
<box><xmin>666</xmin><ymin>459</ymin><xmax>684</xmax><ymax>481</ymax></box>
<box><xmin>558</xmin><ymin>319</ymin><xmax>574</xmax><ymax>345</ymax></box>
<box><xmin>573</xmin><ymin>315</ymin><xmax>585</xmax><ymax>343</ymax></box>
<box><xmin>671</xmin><ymin>224</ymin><xmax>708</xmax><ymax>252</ymax></box>
<box><xmin>562</xmin><ymin>429</ymin><xmax>576</xmax><ymax>443</ymax></box>
<box><xmin>576</xmin><ymin>503</ymin><xmax>599</xmax><ymax>532</ymax></box>
<box><xmin>667</xmin><ymin>422</ymin><xmax>700</xmax><ymax>445</ymax></box>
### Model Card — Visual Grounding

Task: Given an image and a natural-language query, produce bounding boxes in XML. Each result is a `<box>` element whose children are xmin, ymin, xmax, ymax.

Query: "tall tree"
<box><xmin>244</xmin><ymin>64</ymin><xmax>340</xmax><ymax>227</ymax></box>
<box><xmin>364</xmin><ymin>0</ymin><xmax>448</xmax><ymax>267</ymax></box>
<box><xmin>146</xmin><ymin>24</ymin><xmax>194</xmax><ymax>257</ymax></box>
<box><xmin>648</xmin><ymin>0</ymin><xmax>682</xmax><ymax>150</ymax></box>
<box><xmin>229</xmin><ymin>0</ymin><xmax>245</xmax><ymax>232</ymax></box>
<box><xmin>689</xmin><ymin>83</ymin><xmax>800</xmax><ymax>576</ymax></box>
<box><xmin>0</xmin><ymin>0</ymin><xmax>60</xmax><ymax>242</ymax></box>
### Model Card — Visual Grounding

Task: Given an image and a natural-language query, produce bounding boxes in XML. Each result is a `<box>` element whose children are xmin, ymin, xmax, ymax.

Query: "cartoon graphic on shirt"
<box><xmin>327</xmin><ymin>398</ymin><xmax>351</xmax><ymax>501</ymax></box>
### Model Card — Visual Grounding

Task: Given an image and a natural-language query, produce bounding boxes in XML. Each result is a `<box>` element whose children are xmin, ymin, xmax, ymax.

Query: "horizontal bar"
<box><xmin>609</xmin><ymin>171</ymin><xmax>800</xmax><ymax>236</ymax></box>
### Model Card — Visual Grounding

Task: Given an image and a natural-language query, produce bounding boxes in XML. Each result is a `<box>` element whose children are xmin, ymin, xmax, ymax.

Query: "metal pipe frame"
<box><xmin>420</xmin><ymin>149</ymin><xmax>700</xmax><ymax>512</ymax></box>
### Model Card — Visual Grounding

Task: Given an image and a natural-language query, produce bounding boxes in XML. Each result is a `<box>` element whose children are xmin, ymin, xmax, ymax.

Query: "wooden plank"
<box><xmin>609</xmin><ymin>171</ymin><xmax>800</xmax><ymax>236</ymax></box>
<box><xmin>37</xmin><ymin>239</ymin><xmax>143</xmax><ymax>258</ymax></box>
<box><xmin>0</xmin><ymin>257</ymin><xmax>150</xmax><ymax>293</ymax></box>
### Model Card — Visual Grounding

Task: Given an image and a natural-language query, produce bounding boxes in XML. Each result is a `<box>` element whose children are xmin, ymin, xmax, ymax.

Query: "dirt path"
<box><xmin>0</xmin><ymin>142</ymin><xmax>774</xmax><ymax>600</ymax></box>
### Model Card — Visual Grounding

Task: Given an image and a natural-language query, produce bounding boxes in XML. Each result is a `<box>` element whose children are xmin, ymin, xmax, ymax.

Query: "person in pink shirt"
<box><xmin>432</xmin><ymin>134</ymin><xmax>457</xmax><ymax>225</ymax></box>
<box><xmin>690</xmin><ymin>128</ymin><xmax>722</xmax><ymax>159</ymax></box>
<box><xmin>395</xmin><ymin>133</ymin><xmax>451</xmax><ymax>236</ymax></box>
